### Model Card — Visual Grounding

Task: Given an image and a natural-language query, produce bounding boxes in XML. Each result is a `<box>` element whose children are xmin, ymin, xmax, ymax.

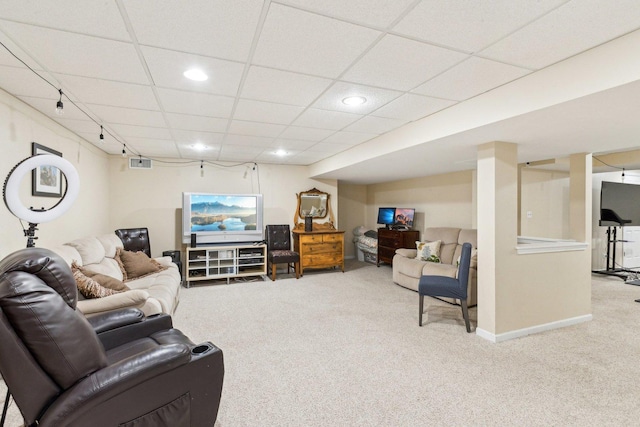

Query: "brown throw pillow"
<box><xmin>116</xmin><ymin>248</ymin><xmax>167</xmax><ymax>281</ymax></box>
<box><xmin>72</xmin><ymin>261</ymin><xmax>129</xmax><ymax>291</ymax></box>
<box><xmin>72</xmin><ymin>268</ymin><xmax>121</xmax><ymax>299</ymax></box>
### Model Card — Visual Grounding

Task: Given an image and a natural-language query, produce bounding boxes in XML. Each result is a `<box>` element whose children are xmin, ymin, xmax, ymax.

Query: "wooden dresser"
<box><xmin>292</xmin><ymin>229</ymin><xmax>345</xmax><ymax>275</ymax></box>
<box><xmin>377</xmin><ymin>228</ymin><xmax>420</xmax><ymax>266</ymax></box>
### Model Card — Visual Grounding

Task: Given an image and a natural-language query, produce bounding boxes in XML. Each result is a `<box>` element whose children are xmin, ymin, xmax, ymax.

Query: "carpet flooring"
<box><xmin>2</xmin><ymin>259</ymin><xmax>640</xmax><ymax>426</ymax></box>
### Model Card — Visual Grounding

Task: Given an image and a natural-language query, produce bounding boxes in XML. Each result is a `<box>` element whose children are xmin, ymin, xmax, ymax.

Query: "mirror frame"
<box><xmin>294</xmin><ymin>187</ymin><xmax>335</xmax><ymax>231</ymax></box>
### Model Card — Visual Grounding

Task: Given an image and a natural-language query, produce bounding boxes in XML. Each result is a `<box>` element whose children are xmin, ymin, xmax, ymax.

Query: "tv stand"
<box><xmin>186</xmin><ymin>243</ymin><xmax>266</xmax><ymax>287</ymax></box>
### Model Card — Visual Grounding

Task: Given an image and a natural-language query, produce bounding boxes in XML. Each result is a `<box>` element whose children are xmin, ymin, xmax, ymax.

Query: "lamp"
<box><xmin>3</xmin><ymin>154</ymin><xmax>80</xmax><ymax>247</ymax></box>
<box><xmin>99</xmin><ymin>125</ymin><xmax>104</xmax><ymax>141</ymax></box>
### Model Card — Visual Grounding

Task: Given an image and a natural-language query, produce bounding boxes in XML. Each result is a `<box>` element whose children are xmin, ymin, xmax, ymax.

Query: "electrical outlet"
<box><xmin>526</xmin><ymin>210</ymin><xmax>533</xmax><ymax>219</ymax></box>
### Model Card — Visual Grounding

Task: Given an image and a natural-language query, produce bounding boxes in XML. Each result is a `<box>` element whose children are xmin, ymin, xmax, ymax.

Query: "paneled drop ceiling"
<box><xmin>1</xmin><ymin>1</ymin><xmax>640</xmax><ymax>183</ymax></box>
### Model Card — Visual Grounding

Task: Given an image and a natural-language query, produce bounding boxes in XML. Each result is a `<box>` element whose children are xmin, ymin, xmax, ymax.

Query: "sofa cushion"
<box><xmin>416</xmin><ymin>240</ymin><xmax>441</xmax><ymax>262</ymax></box>
<box><xmin>65</xmin><ymin>236</ymin><xmax>106</xmax><ymax>265</ymax></box>
<box><xmin>116</xmin><ymin>248</ymin><xmax>167</xmax><ymax>281</ymax></box>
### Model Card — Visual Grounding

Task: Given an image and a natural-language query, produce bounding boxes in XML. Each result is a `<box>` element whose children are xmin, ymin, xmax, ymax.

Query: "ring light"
<box><xmin>3</xmin><ymin>154</ymin><xmax>80</xmax><ymax>224</ymax></box>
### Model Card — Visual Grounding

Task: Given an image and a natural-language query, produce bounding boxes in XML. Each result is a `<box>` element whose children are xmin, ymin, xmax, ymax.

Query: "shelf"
<box><xmin>186</xmin><ymin>243</ymin><xmax>266</xmax><ymax>287</ymax></box>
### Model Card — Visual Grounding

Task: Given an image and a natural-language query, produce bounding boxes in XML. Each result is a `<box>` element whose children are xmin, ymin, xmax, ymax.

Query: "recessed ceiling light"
<box><xmin>183</xmin><ymin>69</ymin><xmax>208</xmax><ymax>81</ymax></box>
<box><xmin>342</xmin><ymin>96</ymin><xmax>367</xmax><ymax>106</ymax></box>
<box><xmin>275</xmin><ymin>149</ymin><xmax>288</xmax><ymax>156</ymax></box>
<box><xmin>190</xmin><ymin>143</ymin><xmax>210</xmax><ymax>151</ymax></box>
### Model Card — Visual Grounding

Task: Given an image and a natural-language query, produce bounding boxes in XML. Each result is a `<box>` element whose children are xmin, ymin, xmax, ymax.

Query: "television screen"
<box><xmin>182</xmin><ymin>193</ymin><xmax>263</xmax><ymax>245</ymax></box>
<box><xmin>600</xmin><ymin>181</ymin><xmax>640</xmax><ymax>226</ymax></box>
<box><xmin>394</xmin><ymin>208</ymin><xmax>415</xmax><ymax>228</ymax></box>
<box><xmin>377</xmin><ymin>207</ymin><xmax>395</xmax><ymax>225</ymax></box>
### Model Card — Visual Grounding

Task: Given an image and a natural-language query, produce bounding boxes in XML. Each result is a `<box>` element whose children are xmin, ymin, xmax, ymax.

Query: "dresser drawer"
<box><xmin>323</xmin><ymin>233</ymin><xmax>343</xmax><ymax>243</ymax></box>
<box><xmin>305</xmin><ymin>242</ymin><xmax>341</xmax><ymax>254</ymax></box>
<box><xmin>302</xmin><ymin>253</ymin><xmax>342</xmax><ymax>266</ymax></box>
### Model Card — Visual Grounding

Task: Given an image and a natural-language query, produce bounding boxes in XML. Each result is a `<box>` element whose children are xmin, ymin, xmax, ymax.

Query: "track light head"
<box><xmin>55</xmin><ymin>89</ymin><xmax>64</xmax><ymax>115</ymax></box>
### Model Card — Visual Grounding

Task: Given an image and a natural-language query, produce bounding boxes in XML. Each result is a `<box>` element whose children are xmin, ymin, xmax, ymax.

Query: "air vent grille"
<box><xmin>129</xmin><ymin>157</ymin><xmax>152</xmax><ymax>169</ymax></box>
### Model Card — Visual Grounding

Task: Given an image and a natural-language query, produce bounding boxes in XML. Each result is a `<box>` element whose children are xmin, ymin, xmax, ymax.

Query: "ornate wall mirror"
<box><xmin>294</xmin><ymin>188</ymin><xmax>335</xmax><ymax>230</ymax></box>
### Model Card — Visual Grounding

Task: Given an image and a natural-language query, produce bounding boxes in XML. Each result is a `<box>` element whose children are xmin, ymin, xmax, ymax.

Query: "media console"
<box><xmin>186</xmin><ymin>243</ymin><xmax>266</xmax><ymax>287</ymax></box>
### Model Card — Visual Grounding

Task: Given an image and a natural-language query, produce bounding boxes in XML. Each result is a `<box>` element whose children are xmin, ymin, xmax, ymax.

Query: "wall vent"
<box><xmin>129</xmin><ymin>157</ymin><xmax>152</xmax><ymax>169</ymax></box>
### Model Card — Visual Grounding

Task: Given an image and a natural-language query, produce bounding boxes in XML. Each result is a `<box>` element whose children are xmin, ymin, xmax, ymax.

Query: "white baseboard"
<box><xmin>476</xmin><ymin>314</ymin><xmax>593</xmax><ymax>343</ymax></box>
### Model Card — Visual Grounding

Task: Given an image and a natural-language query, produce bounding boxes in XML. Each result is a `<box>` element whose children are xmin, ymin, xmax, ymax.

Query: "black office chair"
<box><xmin>0</xmin><ymin>247</ymin><xmax>224</xmax><ymax>426</ymax></box>
<box><xmin>265</xmin><ymin>225</ymin><xmax>300</xmax><ymax>281</ymax></box>
<box><xmin>418</xmin><ymin>242</ymin><xmax>473</xmax><ymax>332</ymax></box>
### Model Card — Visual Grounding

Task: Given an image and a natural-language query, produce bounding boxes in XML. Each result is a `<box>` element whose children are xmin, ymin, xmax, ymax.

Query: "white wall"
<box><xmin>0</xmin><ymin>89</ymin><xmax>110</xmax><ymax>257</ymax></box>
<box><xmin>337</xmin><ymin>182</ymin><xmax>367</xmax><ymax>258</ymax></box>
<box><xmin>520</xmin><ymin>168</ymin><xmax>570</xmax><ymax>239</ymax></box>
<box><xmin>108</xmin><ymin>158</ymin><xmax>338</xmax><ymax>257</ymax></box>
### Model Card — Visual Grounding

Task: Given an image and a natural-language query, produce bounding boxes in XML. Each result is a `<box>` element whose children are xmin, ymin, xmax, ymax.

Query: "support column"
<box><xmin>476</xmin><ymin>142</ymin><xmax>518</xmax><ymax>337</ymax></box>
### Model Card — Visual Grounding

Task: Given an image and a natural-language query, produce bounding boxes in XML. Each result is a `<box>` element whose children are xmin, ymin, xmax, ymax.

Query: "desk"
<box><xmin>292</xmin><ymin>229</ymin><xmax>345</xmax><ymax>275</ymax></box>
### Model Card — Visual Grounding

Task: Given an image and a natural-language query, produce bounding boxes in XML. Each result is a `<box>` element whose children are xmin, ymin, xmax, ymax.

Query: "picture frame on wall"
<box><xmin>31</xmin><ymin>142</ymin><xmax>63</xmax><ymax>197</ymax></box>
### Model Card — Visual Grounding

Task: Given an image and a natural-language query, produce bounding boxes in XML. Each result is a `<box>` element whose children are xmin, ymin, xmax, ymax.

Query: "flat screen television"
<box><xmin>600</xmin><ymin>181</ymin><xmax>640</xmax><ymax>226</ymax></box>
<box><xmin>182</xmin><ymin>192</ymin><xmax>264</xmax><ymax>245</ymax></box>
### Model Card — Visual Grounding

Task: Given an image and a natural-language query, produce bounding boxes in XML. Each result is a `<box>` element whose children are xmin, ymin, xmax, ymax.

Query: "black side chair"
<box><xmin>265</xmin><ymin>224</ymin><xmax>300</xmax><ymax>281</ymax></box>
<box><xmin>115</xmin><ymin>227</ymin><xmax>151</xmax><ymax>257</ymax></box>
<box><xmin>418</xmin><ymin>242</ymin><xmax>473</xmax><ymax>332</ymax></box>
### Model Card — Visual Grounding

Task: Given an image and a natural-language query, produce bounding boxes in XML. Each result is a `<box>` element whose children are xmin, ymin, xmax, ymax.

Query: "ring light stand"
<box><xmin>3</xmin><ymin>154</ymin><xmax>80</xmax><ymax>247</ymax></box>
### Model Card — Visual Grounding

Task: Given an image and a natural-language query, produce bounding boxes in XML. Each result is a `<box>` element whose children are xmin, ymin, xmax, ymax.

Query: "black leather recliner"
<box><xmin>0</xmin><ymin>247</ymin><xmax>223</xmax><ymax>426</ymax></box>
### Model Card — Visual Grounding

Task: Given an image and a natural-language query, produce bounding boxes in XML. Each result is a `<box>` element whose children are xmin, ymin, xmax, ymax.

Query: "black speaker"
<box><xmin>162</xmin><ymin>250</ymin><xmax>181</xmax><ymax>263</ymax></box>
<box><xmin>190</xmin><ymin>233</ymin><xmax>197</xmax><ymax>248</ymax></box>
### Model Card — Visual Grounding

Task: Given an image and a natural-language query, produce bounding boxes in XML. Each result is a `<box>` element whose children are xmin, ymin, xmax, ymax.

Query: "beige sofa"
<box><xmin>47</xmin><ymin>233</ymin><xmax>181</xmax><ymax>317</ymax></box>
<box><xmin>392</xmin><ymin>227</ymin><xmax>477</xmax><ymax>306</ymax></box>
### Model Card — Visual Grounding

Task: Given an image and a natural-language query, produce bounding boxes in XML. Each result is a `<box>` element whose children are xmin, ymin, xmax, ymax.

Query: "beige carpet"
<box><xmin>2</xmin><ymin>260</ymin><xmax>640</xmax><ymax>426</ymax></box>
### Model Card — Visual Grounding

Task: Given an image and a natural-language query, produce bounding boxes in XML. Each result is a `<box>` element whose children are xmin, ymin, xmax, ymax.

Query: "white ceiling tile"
<box><xmin>165</xmin><ymin>113</ymin><xmax>228</xmax><ymax>132</ymax></box>
<box><xmin>86</xmin><ymin>104</ymin><xmax>166</xmax><ymax>127</ymax></box>
<box><xmin>224</xmin><ymin>134</ymin><xmax>274</xmax><ymax>147</ymax></box>
<box><xmin>272</xmin><ymin>139</ymin><xmax>317</xmax><ymax>150</ymax></box>
<box><xmin>178</xmin><ymin>144</ymin><xmax>220</xmax><ymax>159</ymax></box>
<box><xmin>241</xmin><ymin>66</ymin><xmax>332</xmax><ymax>106</ymax></box>
<box><xmin>284</xmin><ymin>151</ymin><xmax>325</xmax><ymax>165</ymax></box>
<box><xmin>0</xmin><ymin>22</ymin><xmax>148</xmax><ymax>83</ymax></box>
<box><xmin>322</xmin><ymin>131</ymin><xmax>378</xmax><ymax>145</ymax></box>
<box><xmin>392</xmin><ymin>0</ymin><xmax>567</xmax><ymax>52</ymax></box>
<box><xmin>219</xmin><ymin>145</ymin><xmax>264</xmax><ymax>161</ymax></box>
<box><xmin>344</xmin><ymin>116</ymin><xmax>406</xmax><ymax>135</ymax></box>
<box><xmin>0</xmin><ymin>1</ymin><xmax>130</xmax><ymax>40</ymax></box>
<box><xmin>55</xmin><ymin>75</ymin><xmax>158</xmax><ymax>110</ymax></box>
<box><xmin>343</xmin><ymin>34</ymin><xmax>468</xmax><ymax>91</ymax></box>
<box><xmin>157</xmin><ymin>88</ymin><xmax>235</xmax><ymax>117</ymax></box>
<box><xmin>292</xmin><ymin>108</ymin><xmax>362</xmax><ymax>130</ymax></box>
<box><xmin>412</xmin><ymin>57</ymin><xmax>531</xmax><ymax>101</ymax></box>
<box><xmin>141</xmin><ymin>46</ymin><xmax>244</xmax><ymax>96</ymax></box>
<box><xmin>123</xmin><ymin>0</ymin><xmax>263</xmax><ymax>61</ymax></box>
<box><xmin>173</xmin><ymin>130</ymin><xmax>225</xmax><ymax>146</ymax></box>
<box><xmin>228</xmin><ymin>120</ymin><xmax>286</xmax><ymax>138</ymax></box>
<box><xmin>372</xmin><ymin>93</ymin><xmax>456</xmax><ymax>121</ymax></box>
<box><xmin>312</xmin><ymin>81</ymin><xmax>402</xmax><ymax>114</ymax></box>
<box><xmin>277</xmin><ymin>0</ymin><xmax>416</xmax><ymax>28</ymax></box>
<box><xmin>480</xmin><ymin>0</ymin><xmax>640</xmax><ymax>69</ymax></box>
<box><xmin>305</xmin><ymin>142</ymin><xmax>348</xmax><ymax>153</ymax></box>
<box><xmin>54</xmin><ymin>118</ymin><xmax>104</xmax><ymax>134</ymax></box>
<box><xmin>122</xmin><ymin>137</ymin><xmax>180</xmax><ymax>158</ymax></box>
<box><xmin>0</xmin><ymin>32</ymin><xmax>44</xmax><ymax>70</ymax></box>
<box><xmin>233</xmin><ymin>99</ymin><xmax>304</xmax><ymax>125</ymax></box>
<box><xmin>279</xmin><ymin>126</ymin><xmax>335</xmax><ymax>141</ymax></box>
<box><xmin>109</xmin><ymin>124</ymin><xmax>172</xmax><ymax>140</ymax></box>
<box><xmin>253</xmin><ymin>3</ymin><xmax>380</xmax><ymax>77</ymax></box>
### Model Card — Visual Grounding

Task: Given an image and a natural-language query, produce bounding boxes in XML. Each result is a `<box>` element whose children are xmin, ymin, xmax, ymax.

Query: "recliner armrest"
<box><xmin>95</xmin><ymin>313</ymin><xmax>174</xmax><ymax>351</ymax></box>
<box><xmin>87</xmin><ymin>308</ymin><xmax>145</xmax><ymax>334</ymax></box>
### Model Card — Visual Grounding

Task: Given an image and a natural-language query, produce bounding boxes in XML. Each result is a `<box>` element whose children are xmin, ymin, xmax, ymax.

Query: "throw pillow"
<box><xmin>72</xmin><ymin>262</ymin><xmax>130</xmax><ymax>292</ymax></box>
<box><xmin>416</xmin><ymin>240</ymin><xmax>441</xmax><ymax>263</ymax></box>
<box><xmin>457</xmin><ymin>248</ymin><xmax>478</xmax><ymax>268</ymax></box>
<box><xmin>364</xmin><ymin>229</ymin><xmax>378</xmax><ymax>239</ymax></box>
<box><xmin>116</xmin><ymin>248</ymin><xmax>168</xmax><ymax>281</ymax></box>
<box><xmin>72</xmin><ymin>268</ymin><xmax>121</xmax><ymax>299</ymax></box>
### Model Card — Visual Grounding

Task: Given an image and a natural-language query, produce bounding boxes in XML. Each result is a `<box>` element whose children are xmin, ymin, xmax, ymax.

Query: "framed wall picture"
<box><xmin>31</xmin><ymin>142</ymin><xmax>63</xmax><ymax>197</ymax></box>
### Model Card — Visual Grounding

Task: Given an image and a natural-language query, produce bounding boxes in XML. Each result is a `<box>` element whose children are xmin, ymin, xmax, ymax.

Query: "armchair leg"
<box><xmin>418</xmin><ymin>294</ymin><xmax>424</xmax><ymax>326</ymax></box>
<box><xmin>461</xmin><ymin>299</ymin><xmax>471</xmax><ymax>333</ymax></box>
